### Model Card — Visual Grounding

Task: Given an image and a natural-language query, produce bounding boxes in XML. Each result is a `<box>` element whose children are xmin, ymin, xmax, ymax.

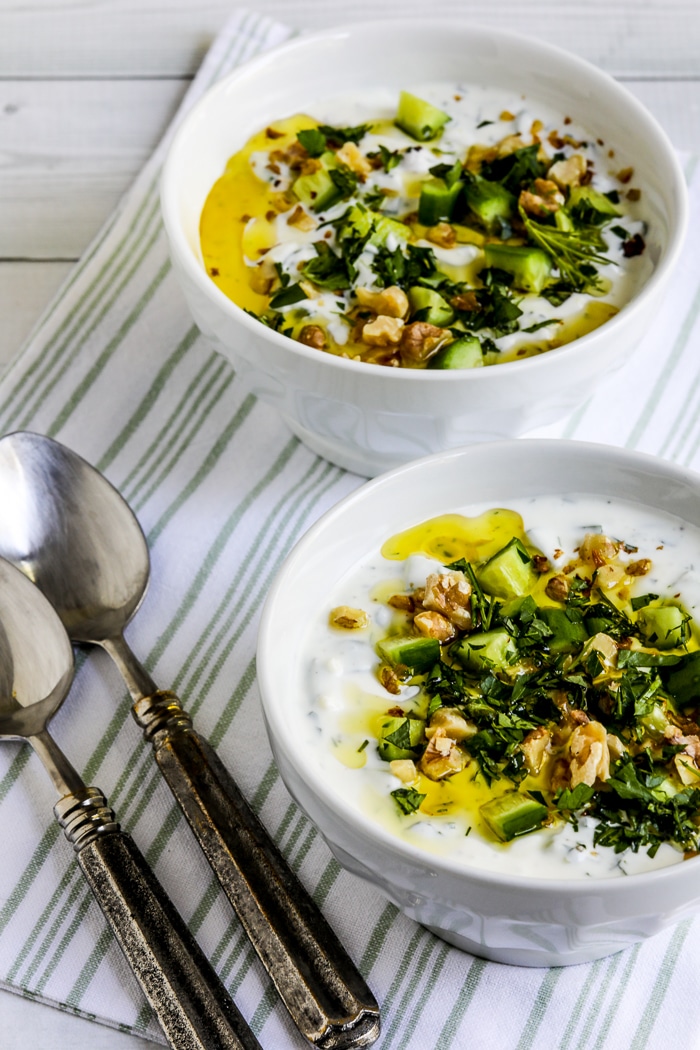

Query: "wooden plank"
<box><xmin>0</xmin><ymin>0</ymin><xmax>699</xmax><ymax>79</ymax></box>
<box><xmin>0</xmin><ymin>261</ymin><xmax>73</xmax><ymax>370</ymax></box>
<box><xmin>0</xmin><ymin>78</ymin><xmax>188</xmax><ymax>260</ymax></box>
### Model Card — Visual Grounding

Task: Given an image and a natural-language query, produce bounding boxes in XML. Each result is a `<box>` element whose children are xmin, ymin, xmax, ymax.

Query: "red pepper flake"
<box><xmin>616</xmin><ymin>166</ymin><xmax>634</xmax><ymax>183</ymax></box>
<box><xmin>240</xmin><ymin>213</ymin><xmax>251</xmax><ymax>222</ymax></box>
<box><xmin>622</xmin><ymin>233</ymin><xmax>646</xmax><ymax>257</ymax></box>
<box><xmin>265</xmin><ymin>126</ymin><xmax>284</xmax><ymax>139</ymax></box>
<box><xmin>265</xmin><ymin>209</ymin><xmax>276</xmax><ymax>222</ymax></box>
<box><xmin>209</xmin><ymin>267</ymin><xmax>219</xmax><ymax>276</ymax></box>
<box><xmin>563</xmin><ymin>116</ymin><xmax>572</xmax><ymax>125</ymax></box>
<box><xmin>626</xmin><ymin>188</ymin><xmax>642</xmax><ymax>201</ymax></box>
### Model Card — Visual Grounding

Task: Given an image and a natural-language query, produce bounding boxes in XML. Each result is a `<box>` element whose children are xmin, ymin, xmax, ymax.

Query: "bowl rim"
<box><xmin>161</xmin><ymin>18</ymin><xmax>689</xmax><ymax>385</ymax></box>
<box><xmin>257</xmin><ymin>437</ymin><xmax>700</xmax><ymax>894</ymax></box>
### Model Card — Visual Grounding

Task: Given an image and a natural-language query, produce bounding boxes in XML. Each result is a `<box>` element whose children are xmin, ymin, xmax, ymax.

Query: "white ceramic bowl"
<box><xmin>258</xmin><ymin>440</ymin><xmax>700</xmax><ymax>966</ymax></box>
<box><xmin>161</xmin><ymin>22</ymin><xmax>687</xmax><ymax>477</ymax></box>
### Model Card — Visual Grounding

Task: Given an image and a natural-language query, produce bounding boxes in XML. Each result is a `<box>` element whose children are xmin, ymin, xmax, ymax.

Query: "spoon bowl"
<box><xmin>0</xmin><ymin>556</ymin><xmax>74</xmax><ymax>759</ymax></box>
<box><xmin>0</xmin><ymin>431</ymin><xmax>149</xmax><ymax>642</ymax></box>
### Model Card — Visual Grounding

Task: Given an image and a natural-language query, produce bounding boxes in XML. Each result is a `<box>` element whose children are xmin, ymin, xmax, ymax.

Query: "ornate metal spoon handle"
<box><xmin>133</xmin><ymin>691</ymin><xmax>381</xmax><ymax>1049</ymax></box>
<box><xmin>56</xmin><ymin>788</ymin><xmax>262</xmax><ymax>1050</ymax></box>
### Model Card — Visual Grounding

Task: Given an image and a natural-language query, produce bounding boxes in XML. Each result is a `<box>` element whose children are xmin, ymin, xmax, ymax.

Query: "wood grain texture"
<box><xmin>0</xmin><ymin>79</ymin><xmax>188</xmax><ymax>260</ymax></box>
<box><xmin>1</xmin><ymin>0</ymin><xmax>699</xmax><ymax>78</ymax></box>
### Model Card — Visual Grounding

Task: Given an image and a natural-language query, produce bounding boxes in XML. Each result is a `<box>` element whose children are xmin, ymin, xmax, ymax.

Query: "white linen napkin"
<box><xmin>0</xmin><ymin>10</ymin><xmax>699</xmax><ymax>1049</ymax></box>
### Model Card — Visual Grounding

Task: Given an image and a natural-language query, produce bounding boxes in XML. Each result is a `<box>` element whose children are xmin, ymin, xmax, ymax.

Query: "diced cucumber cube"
<box><xmin>636</xmin><ymin>604</ymin><xmax>688</xmax><ymax>650</ymax></box>
<box><xmin>463</xmin><ymin>175</ymin><xmax>515</xmax><ymax>232</ymax></box>
<box><xmin>370</xmin><ymin>214</ymin><xmax>410</xmax><ymax>247</ymax></box>
<box><xmin>429</xmin><ymin>336</ymin><xmax>483</xmax><ymax>370</ymax></box>
<box><xmin>483</xmin><ymin>243</ymin><xmax>553</xmax><ymax>294</ymax></box>
<box><xmin>418</xmin><ymin>177</ymin><xmax>463</xmax><ymax>226</ymax></box>
<box><xmin>568</xmin><ymin>186</ymin><xmax>621</xmax><ymax>225</ymax></box>
<box><xmin>395</xmin><ymin>91</ymin><xmax>450</xmax><ymax>142</ymax></box>
<box><xmin>377</xmin><ymin>715</ymin><xmax>425</xmax><ymax>761</ymax></box>
<box><xmin>293</xmin><ymin>168</ymin><xmax>342</xmax><ymax>212</ymax></box>
<box><xmin>455</xmin><ymin>629</ymin><xmax>517</xmax><ymax>672</ymax></box>
<box><xmin>480</xmin><ymin>792</ymin><xmax>548</xmax><ymax>841</ymax></box>
<box><xmin>408</xmin><ymin>286</ymin><xmax>455</xmax><ymax>327</ymax></box>
<box><xmin>377</xmin><ymin>635</ymin><xmax>440</xmax><ymax>674</ymax></box>
<box><xmin>477</xmin><ymin>537</ymin><xmax>537</xmax><ymax>599</ymax></box>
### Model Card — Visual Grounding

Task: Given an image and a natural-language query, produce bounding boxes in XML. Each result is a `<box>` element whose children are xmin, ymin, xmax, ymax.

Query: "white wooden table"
<box><xmin>1</xmin><ymin>1</ymin><xmax>698</xmax><ymax>1046</ymax></box>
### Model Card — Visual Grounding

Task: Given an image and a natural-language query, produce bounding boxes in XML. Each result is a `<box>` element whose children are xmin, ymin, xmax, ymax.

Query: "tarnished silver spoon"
<box><xmin>0</xmin><ymin>555</ymin><xmax>261</xmax><ymax>1050</ymax></box>
<box><xmin>0</xmin><ymin>430</ymin><xmax>380</xmax><ymax>1050</ymax></box>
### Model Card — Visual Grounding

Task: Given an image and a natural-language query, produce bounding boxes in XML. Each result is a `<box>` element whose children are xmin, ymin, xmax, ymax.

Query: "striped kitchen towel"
<box><xmin>0</xmin><ymin>9</ymin><xmax>700</xmax><ymax>1050</ymax></box>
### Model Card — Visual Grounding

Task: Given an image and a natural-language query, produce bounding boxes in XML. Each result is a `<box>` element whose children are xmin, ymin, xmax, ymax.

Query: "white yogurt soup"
<box><xmin>200</xmin><ymin>83</ymin><xmax>652</xmax><ymax>368</ymax></box>
<box><xmin>302</xmin><ymin>495</ymin><xmax>700</xmax><ymax>880</ymax></box>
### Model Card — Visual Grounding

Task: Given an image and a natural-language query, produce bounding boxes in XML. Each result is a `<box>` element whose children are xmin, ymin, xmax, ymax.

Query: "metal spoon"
<box><xmin>0</xmin><ymin>430</ymin><xmax>380</xmax><ymax>1050</ymax></box>
<box><xmin>0</xmin><ymin>555</ymin><xmax>261</xmax><ymax>1050</ymax></box>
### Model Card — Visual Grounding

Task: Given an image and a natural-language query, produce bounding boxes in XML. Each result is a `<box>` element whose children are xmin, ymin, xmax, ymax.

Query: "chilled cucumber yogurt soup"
<box><xmin>200</xmin><ymin>83</ymin><xmax>651</xmax><ymax>368</ymax></box>
<box><xmin>303</xmin><ymin>497</ymin><xmax>700</xmax><ymax>879</ymax></box>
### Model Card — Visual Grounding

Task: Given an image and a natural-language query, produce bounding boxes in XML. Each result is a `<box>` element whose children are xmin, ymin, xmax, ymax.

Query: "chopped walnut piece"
<box><xmin>269</xmin><ymin>191</ymin><xmax>296</xmax><ymax>213</ymax></box>
<box><xmin>627</xmin><ymin>558</ymin><xmax>652</xmax><ymax>577</ymax></box>
<box><xmin>450</xmin><ymin>291</ymin><xmax>480</xmax><ymax>312</ymax></box>
<box><xmin>286</xmin><ymin>204</ymin><xmax>317</xmax><ymax>231</ymax></box>
<box><xmin>423</xmin><ymin>571</ymin><xmax>473</xmax><ymax>631</ymax></box>
<box><xmin>497</xmin><ymin>133</ymin><xmax>526</xmax><ymax>157</ymax></box>
<box><xmin>298</xmin><ymin>325</ymin><xmax>327</xmax><ymax>350</ymax></box>
<box><xmin>265</xmin><ymin>126</ymin><xmax>285</xmax><ymax>139</ymax></box>
<box><xmin>426</xmin><ymin>707</ymin><xmax>476</xmax><ymax>741</ymax></box>
<box><xmin>249</xmin><ymin>251</ymin><xmax>280</xmax><ymax>294</ymax></box>
<box><xmin>579</xmin><ymin>533</ymin><xmax>620</xmax><ymax>567</ymax></box>
<box><xmin>465</xmin><ymin>143</ymin><xmax>498</xmax><ymax>172</ymax></box>
<box><xmin>595</xmin><ymin>562</ymin><xmax>626</xmax><ymax>590</ymax></box>
<box><xmin>249</xmin><ymin>265</ymin><xmax>276</xmax><ymax>296</ymax></box>
<box><xmin>548</xmin><ymin>154</ymin><xmax>587</xmax><ymax>190</ymax></box>
<box><xmin>545</xmin><ymin>575</ymin><xmax>570</xmax><ymax>602</ymax></box>
<box><xmin>389</xmin><ymin>759</ymin><xmax>418</xmax><ymax>783</ymax></box>
<box><xmin>269</xmin><ymin>140</ymin><xmax>309</xmax><ymax>170</ymax></box>
<box><xmin>675</xmin><ymin>752</ymin><xmax>700</xmax><ymax>786</ymax></box>
<box><xmin>336</xmin><ymin>141</ymin><xmax>372</xmax><ymax>179</ymax></box>
<box><xmin>413</xmin><ymin>610</ymin><xmax>456</xmax><ymax>642</ymax></box>
<box><xmin>568</xmin><ymin>721</ymin><xmax>611</xmax><ymax>788</ymax></box>
<box><xmin>419</xmin><ymin>728</ymin><xmax>466</xmax><ymax>780</ymax></box>
<box><xmin>665</xmin><ymin>726</ymin><xmax>700</xmax><ymax>785</ymax></box>
<box><xmin>356</xmin><ymin>285</ymin><xmax>409</xmax><ymax>319</ymax></box>
<box><xmin>361</xmin><ymin>315</ymin><xmax>405</xmax><ymax>347</ymax></box>
<box><xmin>606</xmin><ymin>733</ymin><xmax>627</xmax><ymax>762</ymax></box>
<box><xmin>532</xmin><ymin>555</ymin><xmax>550</xmax><ymax>574</ymax></box>
<box><xmin>583</xmin><ymin>632</ymin><xmax>619</xmax><ymax>670</ymax></box>
<box><xmin>399</xmin><ymin>322</ymin><xmax>448</xmax><ymax>364</ymax></box>
<box><xmin>427</xmin><ymin>222</ymin><xmax>457</xmax><ymax>248</ymax></box>
<box><xmin>388</xmin><ymin>593</ymin><xmax>415</xmax><ymax>612</ymax></box>
<box><xmin>521</xmin><ymin>727</ymin><xmax>552</xmax><ymax>775</ymax></box>
<box><xmin>329</xmin><ymin>606</ymin><xmax>369</xmax><ymax>630</ymax></box>
<box><xmin>379</xmin><ymin>665</ymin><xmax>404</xmax><ymax>695</ymax></box>
<box><xmin>519</xmin><ymin>179</ymin><xmax>565</xmax><ymax>217</ymax></box>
